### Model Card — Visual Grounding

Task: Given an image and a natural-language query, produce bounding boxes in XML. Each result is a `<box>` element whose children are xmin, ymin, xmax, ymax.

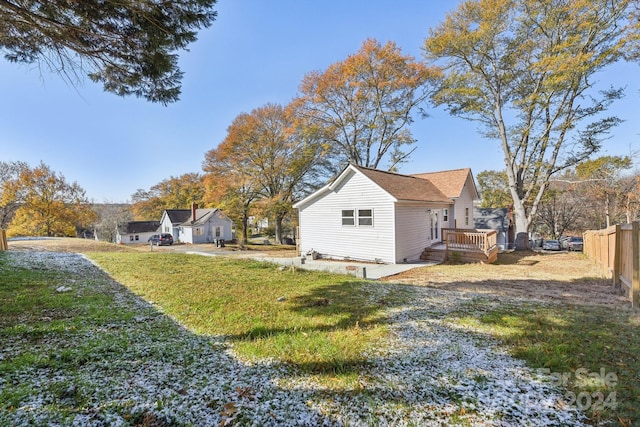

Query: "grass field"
<box><xmin>88</xmin><ymin>252</ymin><xmax>392</xmax><ymax>379</ymax></box>
<box><xmin>444</xmin><ymin>296</ymin><xmax>640</xmax><ymax>425</ymax></box>
<box><xmin>2</xmin><ymin>239</ymin><xmax>639</xmax><ymax>425</ymax></box>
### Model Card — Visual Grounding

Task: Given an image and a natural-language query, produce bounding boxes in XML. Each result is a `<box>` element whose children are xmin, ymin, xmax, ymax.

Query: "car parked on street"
<box><xmin>567</xmin><ymin>236</ymin><xmax>583</xmax><ymax>251</ymax></box>
<box><xmin>148</xmin><ymin>233</ymin><xmax>174</xmax><ymax>246</ymax></box>
<box><xmin>542</xmin><ymin>239</ymin><xmax>562</xmax><ymax>251</ymax></box>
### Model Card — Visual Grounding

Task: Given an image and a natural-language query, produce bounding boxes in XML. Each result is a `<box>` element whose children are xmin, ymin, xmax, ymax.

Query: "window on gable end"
<box><xmin>342</xmin><ymin>210</ymin><xmax>354</xmax><ymax>226</ymax></box>
<box><xmin>358</xmin><ymin>209</ymin><xmax>373</xmax><ymax>226</ymax></box>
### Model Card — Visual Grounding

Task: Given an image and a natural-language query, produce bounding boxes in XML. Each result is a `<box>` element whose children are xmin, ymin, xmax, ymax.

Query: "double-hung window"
<box><xmin>358</xmin><ymin>209</ymin><xmax>373</xmax><ymax>226</ymax></box>
<box><xmin>342</xmin><ymin>210</ymin><xmax>355</xmax><ymax>226</ymax></box>
<box><xmin>342</xmin><ymin>209</ymin><xmax>373</xmax><ymax>226</ymax></box>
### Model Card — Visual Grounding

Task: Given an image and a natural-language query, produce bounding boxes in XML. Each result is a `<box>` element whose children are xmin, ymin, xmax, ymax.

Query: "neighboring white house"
<box><xmin>293</xmin><ymin>164</ymin><xmax>479</xmax><ymax>264</ymax></box>
<box><xmin>159</xmin><ymin>209</ymin><xmax>193</xmax><ymax>242</ymax></box>
<box><xmin>116</xmin><ymin>221</ymin><xmax>160</xmax><ymax>244</ymax></box>
<box><xmin>159</xmin><ymin>204</ymin><xmax>233</xmax><ymax>244</ymax></box>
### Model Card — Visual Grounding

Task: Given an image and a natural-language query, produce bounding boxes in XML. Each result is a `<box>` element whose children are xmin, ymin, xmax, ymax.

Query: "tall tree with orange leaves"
<box><xmin>295</xmin><ymin>38</ymin><xmax>439</xmax><ymax>171</ymax></box>
<box><xmin>131</xmin><ymin>172</ymin><xmax>205</xmax><ymax>220</ymax></box>
<box><xmin>7</xmin><ymin>162</ymin><xmax>97</xmax><ymax>237</ymax></box>
<box><xmin>203</xmin><ymin>103</ymin><xmax>326</xmax><ymax>244</ymax></box>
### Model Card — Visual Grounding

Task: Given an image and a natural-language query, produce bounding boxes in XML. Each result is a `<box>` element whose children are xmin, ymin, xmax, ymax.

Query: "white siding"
<box><xmin>395</xmin><ymin>204</ymin><xmax>431</xmax><ymax>262</ymax></box>
<box><xmin>453</xmin><ymin>176</ymin><xmax>477</xmax><ymax>229</ymax></box>
<box><xmin>298</xmin><ymin>170</ymin><xmax>397</xmax><ymax>263</ymax></box>
<box><xmin>180</xmin><ymin>227</ymin><xmax>193</xmax><ymax>243</ymax></box>
<box><xmin>116</xmin><ymin>231</ymin><xmax>157</xmax><ymax>244</ymax></box>
<box><xmin>181</xmin><ymin>217</ymin><xmax>233</xmax><ymax>244</ymax></box>
<box><xmin>159</xmin><ymin>215</ymin><xmax>177</xmax><ymax>240</ymax></box>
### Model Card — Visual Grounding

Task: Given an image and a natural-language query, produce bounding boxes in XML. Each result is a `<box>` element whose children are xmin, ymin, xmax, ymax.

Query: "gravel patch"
<box><xmin>1</xmin><ymin>251</ymin><xmax>586</xmax><ymax>426</ymax></box>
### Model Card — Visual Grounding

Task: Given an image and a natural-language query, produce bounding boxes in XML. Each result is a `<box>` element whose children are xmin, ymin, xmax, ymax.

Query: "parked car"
<box><xmin>148</xmin><ymin>233</ymin><xmax>174</xmax><ymax>246</ymax></box>
<box><xmin>567</xmin><ymin>236</ymin><xmax>583</xmax><ymax>252</ymax></box>
<box><xmin>542</xmin><ymin>239</ymin><xmax>561</xmax><ymax>251</ymax></box>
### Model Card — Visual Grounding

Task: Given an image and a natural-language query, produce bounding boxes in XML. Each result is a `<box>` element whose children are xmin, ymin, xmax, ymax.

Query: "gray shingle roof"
<box><xmin>119</xmin><ymin>221</ymin><xmax>160</xmax><ymax>234</ymax></box>
<box><xmin>165</xmin><ymin>210</ymin><xmax>192</xmax><ymax>224</ymax></box>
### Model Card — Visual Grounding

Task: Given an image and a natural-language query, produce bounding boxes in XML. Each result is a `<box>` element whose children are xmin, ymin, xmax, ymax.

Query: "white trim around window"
<box><xmin>342</xmin><ymin>209</ymin><xmax>355</xmax><ymax>226</ymax></box>
<box><xmin>341</xmin><ymin>208</ymin><xmax>373</xmax><ymax>227</ymax></box>
<box><xmin>358</xmin><ymin>209</ymin><xmax>373</xmax><ymax>226</ymax></box>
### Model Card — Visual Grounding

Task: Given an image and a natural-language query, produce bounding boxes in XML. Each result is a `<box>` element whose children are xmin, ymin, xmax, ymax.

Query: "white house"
<box><xmin>159</xmin><ymin>209</ymin><xmax>193</xmax><ymax>241</ymax></box>
<box><xmin>116</xmin><ymin>221</ymin><xmax>160</xmax><ymax>244</ymax></box>
<box><xmin>159</xmin><ymin>204</ymin><xmax>233</xmax><ymax>244</ymax></box>
<box><xmin>293</xmin><ymin>164</ymin><xmax>479</xmax><ymax>264</ymax></box>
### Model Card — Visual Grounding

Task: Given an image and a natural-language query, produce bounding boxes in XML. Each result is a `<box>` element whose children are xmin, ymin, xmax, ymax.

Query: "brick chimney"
<box><xmin>191</xmin><ymin>202</ymin><xmax>198</xmax><ymax>222</ymax></box>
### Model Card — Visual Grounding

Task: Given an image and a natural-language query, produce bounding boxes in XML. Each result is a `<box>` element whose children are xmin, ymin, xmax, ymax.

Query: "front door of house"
<box><xmin>427</xmin><ymin>209</ymin><xmax>440</xmax><ymax>246</ymax></box>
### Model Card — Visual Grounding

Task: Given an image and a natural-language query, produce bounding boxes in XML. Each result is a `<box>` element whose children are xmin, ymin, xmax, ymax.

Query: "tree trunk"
<box><xmin>274</xmin><ymin>216</ymin><xmax>283</xmax><ymax>245</ymax></box>
<box><xmin>241</xmin><ymin>215</ymin><xmax>249</xmax><ymax>247</ymax></box>
<box><xmin>513</xmin><ymin>204</ymin><xmax>531</xmax><ymax>251</ymax></box>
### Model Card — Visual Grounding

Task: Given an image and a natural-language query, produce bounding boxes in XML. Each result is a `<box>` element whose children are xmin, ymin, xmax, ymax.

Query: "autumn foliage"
<box><xmin>424</xmin><ymin>0</ymin><xmax>635</xmax><ymax>249</ymax></box>
<box><xmin>4</xmin><ymin>162</ymin><xmax>96</xmax><ymax>237</ymax></box>
<box><xmin>203</xmin><ymin>103</ymin><xmax>326</xmax><ymax>244</ymax></box>
<box><xmin>131</xmin><ymin>173</ymin><xmax>206</xmax><ymax>220</ymax></box>
<box><xmin>295</xmin><ymin>38</ymin><xmax>440</xmax><ymax>170</ymax></box>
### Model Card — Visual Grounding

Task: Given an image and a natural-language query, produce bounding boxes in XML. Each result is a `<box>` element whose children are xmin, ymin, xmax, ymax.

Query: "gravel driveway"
<box><xmin>1</xmin><ymin>251</ymin><xmax>586</xmax><ymax>426</ymax></box>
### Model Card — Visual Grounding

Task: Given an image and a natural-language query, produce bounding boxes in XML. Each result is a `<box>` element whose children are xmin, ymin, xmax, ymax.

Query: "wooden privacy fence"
<box><xmin>584</xmin><ymin>223</ymin><xmax>640</xmax><ymax>307</ymax></box>
<box><xmin>0</xmin><ymin>230</ymin><xmax>7</xmax><ymax>251</ymax></box>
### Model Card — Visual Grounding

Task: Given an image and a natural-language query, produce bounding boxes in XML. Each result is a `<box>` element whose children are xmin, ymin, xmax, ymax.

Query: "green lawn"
<box><xmin>2</xmin><ymin>249</ymin><xmax>638</xmax><ymax>425</ymax></box>
<box><xmin>88</xmin><ymin>252</ymin><xmax>394</xmax><ymax>380</ymax></box>
<box><xmin>446</xmin><ymin>297</ymin><xmax>640</xmax><ymax>425</ymax></box>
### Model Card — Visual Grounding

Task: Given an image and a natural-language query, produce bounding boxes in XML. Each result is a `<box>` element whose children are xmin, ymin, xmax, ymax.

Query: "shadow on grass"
<box><xmin>230</xmin><ymin>281</ymin><xmax>399</xmax><ymax>340</ymax></box>
<box><xmin>434</xmin><ymin>282</ymin><xmax>639</xmax><ymax>426</ymax></box>
<box><xmin>7</xmin><ymin>250</ymin><xmax>635</xmax><ymax>425</ymax></box>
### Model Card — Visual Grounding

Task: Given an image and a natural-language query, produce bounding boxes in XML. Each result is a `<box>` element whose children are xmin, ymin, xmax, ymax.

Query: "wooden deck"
<box><xmin>422</xmin><ymin>228</ymin><xmax>499</xmax><ymax>264</ymax></box>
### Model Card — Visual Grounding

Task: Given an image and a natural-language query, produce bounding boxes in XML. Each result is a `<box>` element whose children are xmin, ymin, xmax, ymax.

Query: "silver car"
<box><xmin>567</xmin><ymin>237</ymin><xmax>583</xmax><ymax>251</ymax></box>
<box><xmin>542</xmin><ymin>239</ymin><xmax>561</xmax><ymax>251</ymax></box>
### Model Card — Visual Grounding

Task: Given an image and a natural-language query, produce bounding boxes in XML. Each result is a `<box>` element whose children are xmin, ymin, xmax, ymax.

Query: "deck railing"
<box><xmin>442</xmin><ymin>228</ymin><xmax>498</xmax><ymax>261</ymax></box>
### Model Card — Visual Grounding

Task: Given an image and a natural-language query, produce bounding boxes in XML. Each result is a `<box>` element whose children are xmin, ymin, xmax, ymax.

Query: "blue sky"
<box><xmin>1</xmin><ymin>0</ymin><xmax>638</xmax><ymax>202</ymax></box>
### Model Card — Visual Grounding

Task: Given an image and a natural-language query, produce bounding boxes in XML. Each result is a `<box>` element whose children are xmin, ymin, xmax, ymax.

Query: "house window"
<box><xmin>164</xmin><ymin>226</ymin><xmax>170</xmax><ymax>232</ymax></box>
<box><xmin>465</xmin><ymin>208</ymin><xmax>469</xmax><ymax>226</ymax></box>
<box><xmin>215</xmin><ymin>227</ymin><xmax>221</xmax><ymax>237</ymax></box>
<box><xmin>342</xmin><ymin>210</ymin><xmax>355</xmax><ymax>226</ymax></box>
<box><xmin>195</xmin><ymin>227</ymin><xmax>202</xmax><ymax>236</ymax></box>
<box><xmin>443</xmin><ymin>209</ymin><xmax>448</xmax><ymax>222</ymax></box>
<box><xmin>129</xmin><ymin>235</ymin><xmax>134</xmax><ymax>242</ymax></box>
<box><xmin>358</xmin><ymin>209</ymin><xmax>373</xmax><ymax>226</ymax></box>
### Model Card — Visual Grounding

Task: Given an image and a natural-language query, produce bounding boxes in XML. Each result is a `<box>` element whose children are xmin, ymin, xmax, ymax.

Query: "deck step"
<box><xmin>420</xmin><ymin>248</ymin><xmax>446</xmax><ymax>263</ymax></box>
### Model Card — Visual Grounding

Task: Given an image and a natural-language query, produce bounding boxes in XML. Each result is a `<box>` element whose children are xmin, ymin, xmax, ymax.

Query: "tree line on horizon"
<box><xmin>1</xmin><ymin>0</ymin><xmax>639</xmax><ymax>249</ymax></box>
